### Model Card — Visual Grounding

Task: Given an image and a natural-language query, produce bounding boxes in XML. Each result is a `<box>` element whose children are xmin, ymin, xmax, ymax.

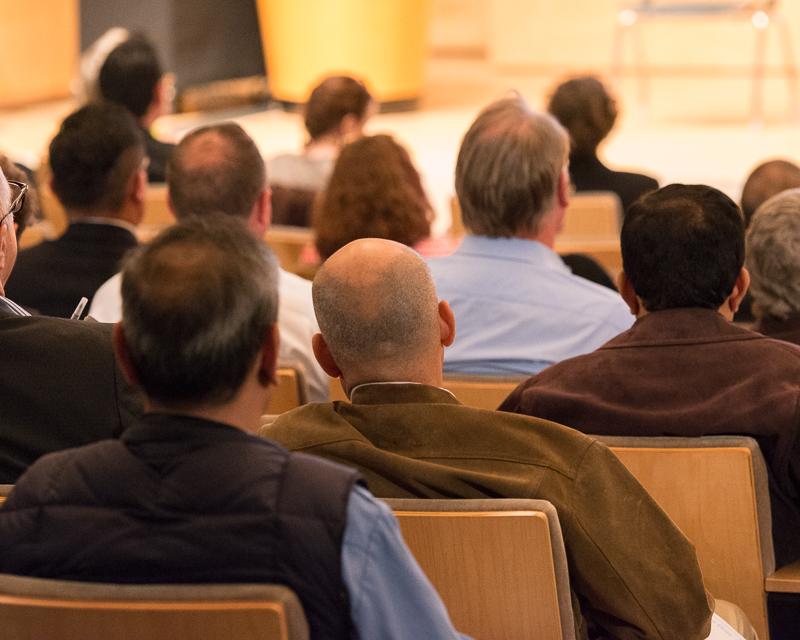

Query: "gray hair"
<box><xmin>456</xmin><ymin>94</ymin><xmax>569</xmax><ymax>237</ymax></box>
<box><xmin>121</xmin><ymin>214</ymin><xmax>278</xmax><ymax>406</ymax></box>
<box><xmin>312</xmin><ymin>247</ymin><xmax>439</xmax><ymax>370</ymax></box>
<box><xmin>746</xmin><ymin>188</ymin><xmax>800</xmax><ymax>320</ymax></box>
<box><xmin>167</xmin><ymin>122</ymin><xmax>266</xmax><ymax>220</ymax></box>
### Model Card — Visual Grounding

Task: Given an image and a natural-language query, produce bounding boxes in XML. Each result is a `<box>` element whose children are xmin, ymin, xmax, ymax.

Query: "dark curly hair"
<box><xmin>548</xmin><ymin>76</ymin><xmax>618</xmax><ymax>156</ymax></box>
<box><xmin>313</xmin><ymin>135</ymin><xmax>432</xmax><ymax>260</ymax></box>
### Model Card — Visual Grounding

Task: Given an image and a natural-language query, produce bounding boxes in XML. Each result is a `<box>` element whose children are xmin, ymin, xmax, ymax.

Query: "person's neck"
<box><xmin>68</xmin><ymin>209</ymin><xmax>138</xmax><ymax>230</ymax></box>
<box><xmin>305</xmin><ymin>135</ymin><xmax>341</xmax><ymax>158</ymax></box>
<box><xmin>146</xmin><ymin>399</ymin><xmax>263</xmax><ymax>435</ymax></box>
<box><xmin>344</xmin><ymin>367</ymin><xmax>443</xmax><ymax>396</ymax></box>
<box><xmin>511</xmin><ymin>229</ymin><xmax>555</xmax><ymax>249</ymax></box>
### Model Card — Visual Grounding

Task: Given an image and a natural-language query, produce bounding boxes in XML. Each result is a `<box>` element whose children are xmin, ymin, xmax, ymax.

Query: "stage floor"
<box><xmin>2</xmin><ymin>56</ymin><xmax>799</xmax><ymax>234</ymax></box>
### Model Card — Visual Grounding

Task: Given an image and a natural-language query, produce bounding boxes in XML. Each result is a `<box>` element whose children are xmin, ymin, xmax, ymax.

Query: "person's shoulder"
<box><xmin>278</xmin><ymin>268</ymin><xmax>312</xmax><ymax>295</ymax></box>
<box><xmin>262</xmin><ymin>402</ymin><xmax>347</xmax><ymax>444</ymax></box>
<box><xmin>0</xmin><ymin>315</ymin><xmax>113</xmax><ymax>341</ymax></box>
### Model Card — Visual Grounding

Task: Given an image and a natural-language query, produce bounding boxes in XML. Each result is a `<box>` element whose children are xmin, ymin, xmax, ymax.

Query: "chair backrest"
<box><xmin>270</xmin><ymin>185</ymin><xmax>316</xmax><ymax>228</ymax></box>
<box><xmin>385</xmin><ymin>498</ymin><xmax>576</xmax><ymax>640</ymax></box>
<box><xmin>443</xmin><ymin>375</ymin><xmax>524</xmax><ymax>410</ymax></box>
<box><xmin>266</xmin><ymin>368</ymin><xmax>308</xmax><ymax>414</ymax></box>
<box><xmin>264</xmin><ymin>225</ymin><xmax>316</xmax><ymax>277</ymax></box>
<box><xmin>137</xmin><ymin>185</ymin><xmax>176</xmax><ymax>241</ymax></box>
<box><xmin>561</xmin><ymin>191</ymin><xmax>622</xmax><ymax>238</ymax></box>
<box><xmin>0</xmin><ymin>575</ymin><xmax>308</xmax><ymax>640</ymax></box>
<box><xmin>596</xmin><ymin>435</ymin><xmax>773</xmax><ymax>640</ymax></box>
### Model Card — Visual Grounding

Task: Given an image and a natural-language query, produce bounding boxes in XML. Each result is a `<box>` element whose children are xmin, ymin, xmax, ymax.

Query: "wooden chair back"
<box><xmin>561</xmin><ymin>191</ymin><xmax>622</xmax><ymax>238</ymax></box>
<box><xmin>0</xmin><ymin>575</ymin><xmax>308</xmax><ymax>640</ymax></box>
<box><xmin>137</xmin><ymin>185</ymin><xmax>175</xmax><ymax>241</ymax></box>
<box><xmin>443</xmin><ymin>375</ymin><xmax>523</xmax><ymax>410</ymax></box>
<box><xmin>385</xmin><ymin>498</ymin><xmax>576</xmax><ymax>640</ymax></box>
<box><xmin>597</xmin><ymin>435</ymin><xmax>773</xmax><ymax>640</ymax></box>
<box><xmin>264</xmin><ymin>225</ymin><xmax>317</xmax><ymax>278</ymax></box>
<box><xmin>266</xmin><ymin>368</ymin><xmax>308</xmax><ymax>415</ymax></box>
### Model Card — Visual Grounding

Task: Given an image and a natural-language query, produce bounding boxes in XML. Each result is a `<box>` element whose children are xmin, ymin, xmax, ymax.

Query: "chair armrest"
<box><xmin>765</xmin><ymin>560</ymin><xmax>800</xmax><ymax>593</ymax></box>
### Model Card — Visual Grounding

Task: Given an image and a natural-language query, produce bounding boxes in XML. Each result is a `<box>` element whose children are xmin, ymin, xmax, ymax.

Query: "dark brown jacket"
<box><xmin>501</xmin><ymin>308</ymin><xmax>800</xmax><ymax>567</ymax></box>
<box><xmin>754</xmin><ymin>314</ymin><xmax>800</xmax><ymax>347</ymax></box>
<box><xmin>263</xmin><ymin>383</ymin><xmax>712</xmax><ymax>640</ymax></box>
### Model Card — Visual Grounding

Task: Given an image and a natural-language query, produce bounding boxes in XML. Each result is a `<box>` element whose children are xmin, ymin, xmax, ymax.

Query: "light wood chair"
<box><xmin>264</xmin><ymin>225</ymin><xmax>317</xmax><ymax>278</ymax></box>
<box><xmin>137</xmin><ymin>185</ymin><xmax>176</xmax><ymax>242</ymax></box>
<box><xmin>385</xmin><ymin>498</ymin><xmax>576</xmax><ymax>640</ymax></box>
<box><xmin>443</xmin><ymin>375</ymin><xmax>524</xmax><ymax>410</ymax></box>
<box><xmin>266</xmin><ymin>368</ymin><xmax>308</xmax><ymax>415</ymax></box>
<box><xmin>561</xmin><ymin>191</ymin><xmax>622</xmax><ymax>238</ymax></box>
<box><xmin>0</xmin><ymin>575</ymin><xmax>308</xmax><ymax>640</ymax></box>
<box><xmin>597</xmin><ymin>435</ymin><xmax>774</xmax><ymax>640</ymax></box>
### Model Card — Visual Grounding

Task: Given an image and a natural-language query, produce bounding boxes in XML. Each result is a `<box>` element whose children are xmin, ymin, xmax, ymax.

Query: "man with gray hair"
<box><xmin>0</xmin><ymin>217</ymin><xmax>468</xmax><ymax>640</ymax></box>
<box><xmin>89</xmin><ymin>121</ymin><xmax>328</xmax><ymax>401</ymax></box>
<box><xmin>747</xmin><ymin>188</ymin><xmax>800</xmax><ymax>345</ymax></box>
<box><xmin>428</xmin><ymin>95</ymin><xmax>632</xmax><ymax>375</ymax></box>
<box><xmin>263</xmin><ymin>238</ymin><xmax>713</xmax><ymax>640</ymax></box>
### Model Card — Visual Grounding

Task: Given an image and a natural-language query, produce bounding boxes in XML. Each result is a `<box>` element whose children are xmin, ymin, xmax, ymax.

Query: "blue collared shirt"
<box><xmin>428</xmin><ymin>235</ymin><xmax>634</xmax><ymax>376</ymax></box>
<box><xmin>342</xmin><ymin>485</ymin><xmax>470</xmax><ymax>639</ymax></box>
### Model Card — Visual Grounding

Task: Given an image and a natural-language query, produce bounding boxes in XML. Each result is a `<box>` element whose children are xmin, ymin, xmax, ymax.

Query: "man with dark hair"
<box><xmin>263</xmin><ymin>237</ymin><xmax>713</xmax><ymax>640</ymax></box>
<box><xmin>428</xmin><ymin>95</ymin><xmax>632</xmax><ymax>376</ymax></box>
<box><xmin>0</xmin><ymin>217</ymin><xmax>467</xmax><ymax>640</ymax></box>
<box><xmin>6</xmin><ymin>103</ymin><xmax>144</xmax><ymax>318</ymax></box>
<box><xmin>99</xmin><ymin>34</ymin><xmax>175</xmax><ymax>182</ymax></box>
<box><xmin>501</xmin><ymin>184</ymin><xmax>800</xmax><ymax>584</ymax></box>
<box><xmin>0</xmin><ymin>167</ymin><xmax>140</xmax><ymax>483</ymax></box>
<box><xmin>740</xmin><ymin>159</ymin><xmax>800</xmax><ymax>228</ymax></box>
<box><xmin>89</xmin><ymin>122</ymin><xmax>328</xmax><ymax>401</ymax></box>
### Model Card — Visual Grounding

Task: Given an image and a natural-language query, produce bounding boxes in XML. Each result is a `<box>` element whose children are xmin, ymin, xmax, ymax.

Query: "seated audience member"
<box><xmin>548</xmin><ymin>75</ymin><xmax>658</xmax><ymax>212</ymax></box>
<box><xmin>262</xmin><ymin>238</ymin><xmax>713</xmax><ymax>640</ymax></box>
<box><xmin>6</xmin><ymin>103</ymin><xmax>143</xmax><ymax>318</ymax></box>
<box><xmin>0</xmin><ymin>155</ymin><xmax>38</xmax><ymax>242</ymax></box>
<box><xmin>99</xmin><ymin>34</ymin><xmax>174</xmax><ymax>182</ymax></box>
<box><xmin>746</xmin><ymin>188</ymin><xmax>800</xmax><ymax>345</ymax></box>
<box><xmin>736</xmin><ymin>159</ymin><xmax>800</xmax><ymax>322</ymax></box>
<box><xmin>0</xmin><ymin>217</ymin><xmax>467</xmax><ymax>640</ymax></box>
<box><xmin>501</xmin><ymin>184</ymin><xmax>800</xmax><ymax>568</ymax></box>
<box><xmin>268</xmin><ymin>75</ymin><xmax>374</xmax><ymax>226</ymax></box>
<box><xmin>0</xmin><ymin>167</ymin><xmax>140</xmax><ymax>482</ymax></box>
<box><xmin>89</xmin><ymin>123</ymin><xmax>329</xmax><ymax>402</ymax></box>
<box><xmin>314</xmin><ymin>134</ymin><xmax>432</xmax><ymax>261</ymax></box>
<box><xmin>428</xmin><ymin>96</ymin><xmax>632</xmax><ymax>376</ymax></box>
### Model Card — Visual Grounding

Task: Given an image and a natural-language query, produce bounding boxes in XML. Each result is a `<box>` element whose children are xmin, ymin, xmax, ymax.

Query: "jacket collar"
<box><xmin>604</xmin><ymin>308</ymin><xmax>760</xmax><ymax>349</ymax></box>
<box><xmin>349</xmin><ymin>382</ymin><xmax>459</xmax><ymax>406</ymax></box>
<box><xmin>121</xmin><ymin>412</ymin><xmax>261</xmax><ymax>446</ymax></box>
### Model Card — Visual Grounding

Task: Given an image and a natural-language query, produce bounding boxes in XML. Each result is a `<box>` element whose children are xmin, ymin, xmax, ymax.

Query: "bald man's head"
<box><xmin>167</xmin><ymin>122</ymin><xmax>266</xmax><ymax>220</ymax></box>
<box><xmin>313</xmin><ymin>239</ymin><xmax>445</xmax><ymax>381</ymax></box>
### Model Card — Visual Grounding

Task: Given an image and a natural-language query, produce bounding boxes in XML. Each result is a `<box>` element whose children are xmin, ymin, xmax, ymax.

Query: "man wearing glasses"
<box><xmin>0</xmin><ymin>173</ymin><xmax>28</xmax><ymax>317</ymax></box>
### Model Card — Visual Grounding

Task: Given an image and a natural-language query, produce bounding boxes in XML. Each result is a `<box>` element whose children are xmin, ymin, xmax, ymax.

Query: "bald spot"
<box><xmin>177</xmin><ymin>130</ymin><xmax>235</xmax><ymax>173</ymax></box>
<box><xmin>313</xmin><ymin>239</ymin><xmax>440</xmax><ymax>372</ymax></box>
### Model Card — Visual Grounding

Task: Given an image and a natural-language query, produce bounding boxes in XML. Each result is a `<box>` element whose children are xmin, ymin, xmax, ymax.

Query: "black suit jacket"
<box><xmin>569</xmin><ymin>152</ymin><xmax>658</xmax><ymax>213</ymax></box>
<box><xmin>6</xmin><ymin>222</ymin><xmax>138</xmax><ymax>318</ymax></box>
<box><xmin>0</xmin><ymin>316</ymin><xmax>141</xmax><ymax>483</ymax></box>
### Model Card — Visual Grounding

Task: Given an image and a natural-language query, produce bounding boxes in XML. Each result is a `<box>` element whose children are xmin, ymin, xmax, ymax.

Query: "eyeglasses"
<box><xmin>1</xmin><ymin>180</ymin><xmax>28</xmax><ymax>227</ymax></box>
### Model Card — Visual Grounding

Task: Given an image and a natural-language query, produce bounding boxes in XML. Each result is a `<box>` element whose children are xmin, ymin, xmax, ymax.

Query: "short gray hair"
<box><xmin>456</xmin><ymin>95</ymin><xmax>569</xmax><ymax>237</ymax></box>
<box><xmin>746</xmin><ymin>188</ymin><xmax>800</xmax><ymax>320</ymax></box>
<box><xmin>121</xmin><ymin>214</ymin><xmax>278</xmax><ymax>406</ymax></box>
<box><xmin>313</xmin><ymin>248</ymin><xmax>439</xmax><ymax>370</ymax></box>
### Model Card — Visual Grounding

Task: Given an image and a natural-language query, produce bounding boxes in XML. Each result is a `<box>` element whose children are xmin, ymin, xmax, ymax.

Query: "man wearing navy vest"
<box><xmin>0</xmin><ymin>216</ymin><xmax>466</xmax><ymax>640</ymax></box>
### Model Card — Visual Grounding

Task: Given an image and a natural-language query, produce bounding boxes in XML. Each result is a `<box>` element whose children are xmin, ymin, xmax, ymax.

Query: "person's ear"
<box><xmin>249</xmin><ymin>188</ymin><xmax>271</xmax><ymax>237</ymax></box>
<box><xmin>617</xmin><ymin>271</ymin><xmax>641</xmax><ymax>316</ymax></box>
<box><xmin>257</xmin><ymin>324</ymin><xmax>280</xmax><ymax>387</ymax></box>
<box><xmin>338</xmin><ymin>114</ymin><xmax>362</xmax><ymax>143</ymax></box>
<box><xmin>112</xmin><ymin>323</ymin><xmax>141</xmax><ymax>388</ymax></box>
<box><xmin>312</xmin><ymin>333</ymin><xmax>342</xmax><ymax>378</ymax></box>
<box><xmin>438</xmin><ymin>300</ymin><xmax>456</xmax><ymax>347</ymax></box>
<box><xmin>728</xmin><ymin>267</ymin><xmax>751</xmax><ymax>314</ymax></box>
<box><xmin>557</xmin><ymin>169</ymin><xmax>570</xmax><ymax>209</ymax></box>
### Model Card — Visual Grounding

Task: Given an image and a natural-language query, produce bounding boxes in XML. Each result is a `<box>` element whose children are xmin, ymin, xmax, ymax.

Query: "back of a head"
<box><xmin>746</xmin><ymin>189</ymin><xmax>800</xmax><ymax>320</ymax></box>
<box><xmin>622</xmin><ymin>184</ymin><xmax>744</xmax><ymax>311</ymax></box>
<box><xmin>98</xmin><ymin>34</ymin><xmax>162</xmax><ymax>119</ymax></box>
<box><xmin>304</xmin><ymin>76</ymin><xmax>373</xmax><ymax>141</ymax></box>
<box><xmin>120</xmin><ymin>215</ymin><xmax>278</xmax><ymax>407</ymax></box>
<box><xmin>314</xmin><ymin>134</ymin><xmax>431</xmax><ymax>260</ymax></box>
<box><xmin>547</xmin><ymin>76</ymin><xmax>617</xmax><ymax>156</ymax></box>
<box><xmin>456</xmin><ymin>95</ymin><xmax>568</xmax><ymax>237</ymax></box>
<box><xmin>167</xmin><ymin>123</ymin><xmax>266</xmax><ymax>220</ymax></box>
<box><xmin>49</xmin><ymin>102</ymin><xmax>144</xmax><ymax>215</ymax></box>
<box><xmin>740</xmin><ymin>159</ymin><xmax>800</xmax><ymax>228</ymax></box>
<box><xmin>313</xmin><ymin>239</ymin><xmax>440</xmax><ymax>376</ymax></box>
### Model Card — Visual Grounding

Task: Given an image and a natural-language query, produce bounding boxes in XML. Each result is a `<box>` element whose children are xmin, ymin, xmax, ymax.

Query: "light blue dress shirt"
<box><xmin>428</xmin><ymin>235</ymin><xmax>634</xmax><ymax>376</ymax></box>
<box><xmin>342</xmin><ymin>485</ymin><xmax>471</xmax><ymax>640</ymax></box>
